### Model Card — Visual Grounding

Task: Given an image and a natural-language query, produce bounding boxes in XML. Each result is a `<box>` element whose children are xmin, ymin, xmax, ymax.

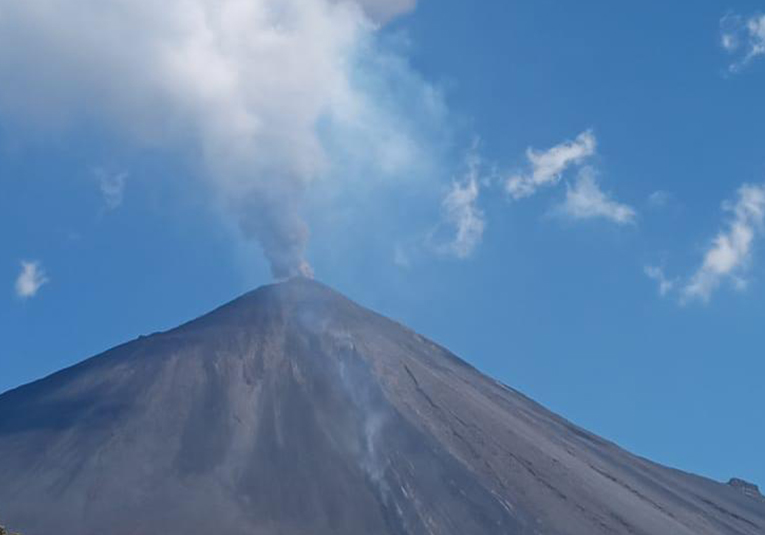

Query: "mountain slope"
<box><xmin>0</xmin><ymin>278</ymin><xmax>763</xmax><ymax>535</ymax></box>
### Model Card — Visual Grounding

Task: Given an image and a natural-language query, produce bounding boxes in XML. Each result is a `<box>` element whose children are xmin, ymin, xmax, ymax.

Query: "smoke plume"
<box><xmin>0</xmin><ymin>0</ymin><xmax>419</xmax><ymax>278</ymax></box>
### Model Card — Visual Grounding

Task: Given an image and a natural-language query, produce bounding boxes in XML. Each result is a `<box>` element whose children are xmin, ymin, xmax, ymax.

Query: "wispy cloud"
<box><xmin>396</xmin><ymin>149</ymin><xmax>487</xmax><ymax>265</ymax></box>
<box><xmin>437</xmin><ymin>152</ymin><xmax>486</xmax><ymax>259</ymax></box>
<box><xmin>15</xmin><ymin>261</ymin><xmax>49</xmax><ymax>299</ymax></box>
<box><xmin>557</xmin><ymin>167</ymin><xmax>636</xmax><ymax>225</ymax></box>
<box><xmin>644</xmin><ymin>265</ymin><xmax>676</xmax><ymax>297</ymax></box>
<box><xmin>683</xmin><ymin>184</ymin><xmax>765</xmax><ymax>302</ymax></box>
<box><xmin>648</xmin><ymin>190</ymin><xmax>672</xmax><ymax>209</ymax></box>
<box><xmin>721</xmin><ymin>12</ymin><xmax>765</xmax><ymax>73</ymax></box>
<box><xmin>506</xmin><ymin>130</ymin><xmax>596</xmax><ymax>199</ymax></box>
<box><xmin>94</xmin><ymin>169</ymin><xmax>128</xmax><ymax>211</ymax></box>
<box><xmin>393</xmin><ymin>243</ymin><xmax>411</xmax><ymax>268</ymax></box>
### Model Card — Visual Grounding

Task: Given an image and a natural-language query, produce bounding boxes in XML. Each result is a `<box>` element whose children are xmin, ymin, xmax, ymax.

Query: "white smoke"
<box><xmin>0</xmin><ymin>0</ymin><xmax>420</xmax><ymax>279</ymax></box>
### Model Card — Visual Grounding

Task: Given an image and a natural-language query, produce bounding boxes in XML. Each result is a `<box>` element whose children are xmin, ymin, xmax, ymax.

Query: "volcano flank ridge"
<box><xmin>0</xmin><ymin>278</ymin><xmax>763</xmax><ymax>535</ymax></box>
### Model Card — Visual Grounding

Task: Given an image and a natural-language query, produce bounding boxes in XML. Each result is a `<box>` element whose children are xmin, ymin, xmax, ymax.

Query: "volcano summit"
<box><xmin>0</xmin><ymin>278</ymin><xmax>762</xmax><ymax>534</ymax></box>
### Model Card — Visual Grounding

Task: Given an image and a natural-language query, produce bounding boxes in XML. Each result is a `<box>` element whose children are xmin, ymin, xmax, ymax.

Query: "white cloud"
<box><xmin>644</xmin><ymin>265</ymin><xmax>676</xmax><ymax>297</ymax></box>
<box><xmin>15</xmin><ymin>261</ymin><xmax>49</xmax><ymax>299</ymax></box>
<box><xmin>721</xmin><ymin>12</ymin><xmax>765</xmax><ymax>72</ymax></box>
<box><xmin>506</xmin><ymin>130</ymin><xmax>596</xmax><ymax>199</ymax></box>
<box><xmin>683</xmin><ymin>184</ymin><xmax>765</xmax><ymax>302</ymax></box>
<box><xmin>95</xmin><ymin>169</ymin><xmax>128</xmax><ymax>210</ymax></box>
<box><xmin>558</xmin><ymin>168</ymin><xmax>637</xmax><ymax>225</ymax></box>
<box><xmin>436</xmin><ymin>153</ymin><xmax>486</xmax><ymax>259</ymax></box>
<box><xmin>0</xmin><ymin>0</ymin><xmax>434</xmax><ymax>280</ymax></box>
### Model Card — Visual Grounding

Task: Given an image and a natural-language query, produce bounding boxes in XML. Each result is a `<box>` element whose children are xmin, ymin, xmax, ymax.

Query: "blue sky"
<box><xmin>1</xmin><ymin>0</ymin><xmax>764</xmax><ymax>487</ymax></box>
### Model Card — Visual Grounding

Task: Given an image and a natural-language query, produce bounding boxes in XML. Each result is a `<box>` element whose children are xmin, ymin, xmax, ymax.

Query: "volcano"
<box><xmin>0</xmin><ymin>278</ymin><xmax>763</xmax><ymax>535</ymax></box>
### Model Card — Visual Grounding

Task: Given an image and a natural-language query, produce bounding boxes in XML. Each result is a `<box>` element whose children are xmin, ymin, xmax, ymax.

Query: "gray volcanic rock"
<box><xmin>729</xmin><ymin>479</ymin><xmax>765</xmax><ymax>502</ymax></box>
<box><xmin>0</xmin><ymin>278</ymin><xmax>763</xmax><ymax>534</ymax></box>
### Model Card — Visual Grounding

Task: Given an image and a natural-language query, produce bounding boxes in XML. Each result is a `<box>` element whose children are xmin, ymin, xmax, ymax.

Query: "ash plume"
<box><xmin>0</xmin><ymin>0</ymin><xmax>421</xmax><ymax>278</ymax></box>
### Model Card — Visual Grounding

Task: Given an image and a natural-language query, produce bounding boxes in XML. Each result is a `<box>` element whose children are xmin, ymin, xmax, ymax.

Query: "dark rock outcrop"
<box><xmin>729</xmin><ymin>478</ymin><xmax>765</xmax><ymax>502</ymax></box>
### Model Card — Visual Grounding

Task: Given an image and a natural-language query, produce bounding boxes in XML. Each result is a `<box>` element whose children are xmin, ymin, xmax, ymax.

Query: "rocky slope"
<box><xmin>0</xmin><ymin>278</ymin><xmax>763</xmax><ymax>534</ymax></box>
